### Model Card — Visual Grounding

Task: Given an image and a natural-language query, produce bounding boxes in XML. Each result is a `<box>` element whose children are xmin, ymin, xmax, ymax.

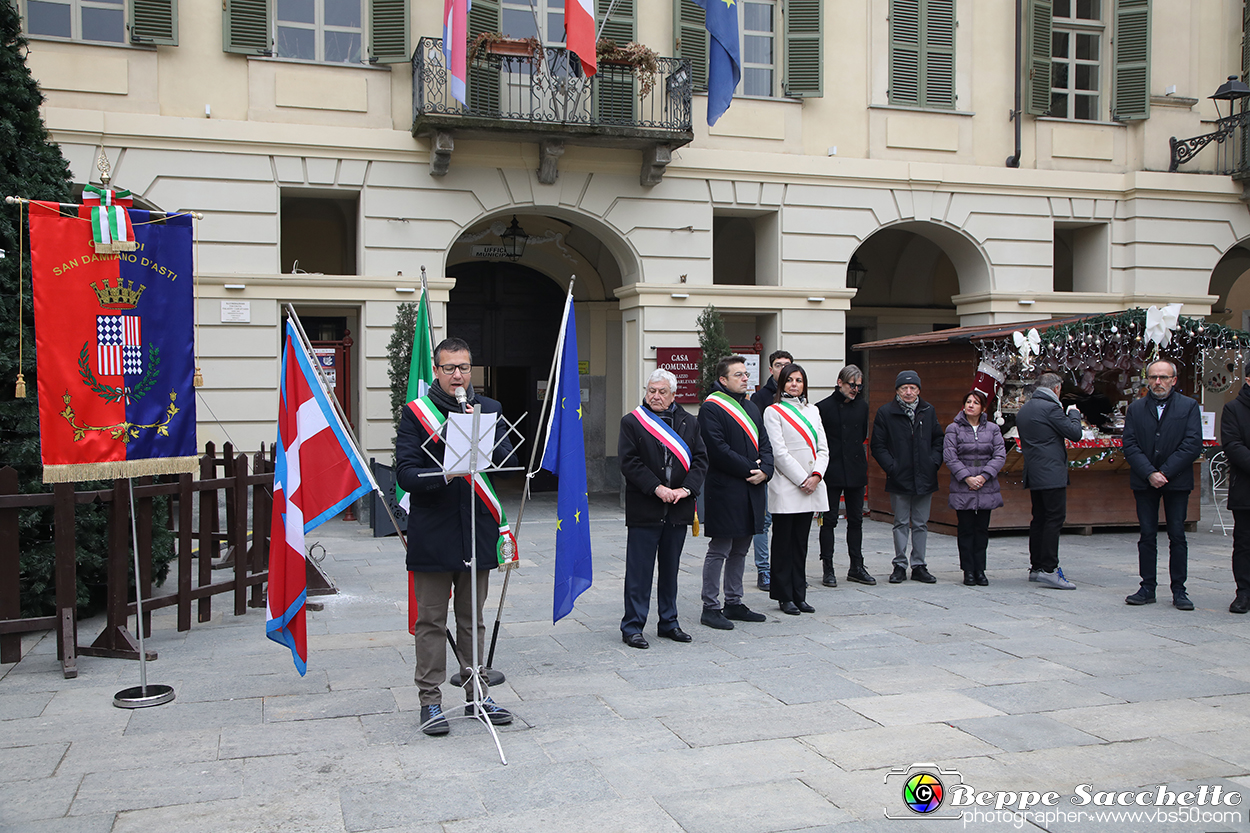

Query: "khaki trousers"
<box><xmin>412</xmin><ymin>570</ymin><xmax>491</xmax><ymax>706</ymax></box>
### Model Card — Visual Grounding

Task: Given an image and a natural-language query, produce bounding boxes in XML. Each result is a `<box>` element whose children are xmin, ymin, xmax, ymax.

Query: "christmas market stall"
<box><xmin>854</xmin><ymin>307</ymin><xmax>1247</xmax><ymax>533</ymax></box>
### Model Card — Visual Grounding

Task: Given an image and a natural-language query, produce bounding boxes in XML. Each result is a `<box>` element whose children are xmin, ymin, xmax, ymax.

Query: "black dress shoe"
<box><xmin>1231</xmin><ymin>593</ymin><xmax>1250</xmax><ymax>614</ymax></box>
<box><xmin>658</xmin><ymin>627</ymin><xmax>692</xmax><ymax>643</ymax></box>
<box><xmin>964</xmin><ymin>572</ymin><xmax>977</xmax><ymax>586</ymax></box>
<box><xmin>912</xmin><ymin>566</ymin><xmax>937</xmax><ymax>584</ymax></box>
<box><xmin>796</xmin><ymin>600</ymin><xmax>815</xmax><ymax>613</ymax></box>
<box><xmin>847</xmin><ymin>565</ymin><xmax>877</xmax><ymax>585</ymax></box>
<box><xmin>1125</xmin><ymin>588</ymin><xmax>1156</xmax><ymax>606</ymax></box>
<box><xmin>724</xmin><ymin>603</ymin><xmax>766</xmax><ymax>622</ymax></box>
<box><xmin>821</xmin><ymin>562</ymin><xmax>838</xmax><ymax>587</ymax></box>
<box><xmin>622</xmin><ymin>632</ymin><xmax>650</xmax><ymax>649</ymax></box>
<box><xmin>889</xmin><ymin>566</ymin><xmax>906</xmax><ymax>583</ymax></box>
<box><xmin>975</xmin><ymin>572</ymin><xmax>989</xmax><ymax>586</ymax></box>
<box><xmin>700</xmin><ymin>608</ymin><xmax>734</xmax><ymax>630</ymax></box>
<box><xmin>779</xmin><ymin>601</ymin><xmax>801</xmax><ymax>615</ymax></box>
<box><xmin>1173</xmin><ymin>593</ymin><xmax>1194</xmax><ymax>611</ymax></box>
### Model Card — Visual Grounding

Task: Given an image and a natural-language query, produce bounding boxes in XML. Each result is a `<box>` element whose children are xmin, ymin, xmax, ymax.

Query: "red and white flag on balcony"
<box><xmin>443</xmin><ymin>0</ymin><xmax>469</xmax><ymax>104</ymax></box>
<box><xmin>566</xmin><ymin>0</ymin><xmax>596</xmax><ymax>76</ymax></box>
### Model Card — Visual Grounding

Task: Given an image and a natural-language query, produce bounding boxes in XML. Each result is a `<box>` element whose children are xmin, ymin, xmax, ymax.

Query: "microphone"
<box><xmin>454</xmin><ymin>386</ymin><xmax>468</xmax><ymax>413</ymax></box>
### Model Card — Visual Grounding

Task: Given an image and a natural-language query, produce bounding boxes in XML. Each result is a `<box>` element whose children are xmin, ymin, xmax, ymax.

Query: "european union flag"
<box><xmin>540</xmin><ymin>296</ymin><xmax>593</xmax><ymax>623</ymax></box>
<box><xmin>693</xmin><ymin>0</ymin><xmax>741</xmax><ymax>126</ymax></box>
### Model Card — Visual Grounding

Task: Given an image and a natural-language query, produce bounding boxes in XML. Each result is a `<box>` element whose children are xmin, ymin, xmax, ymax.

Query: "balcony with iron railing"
<box><xmin>411</xmin><ymin>37</ymin><xmax>694</xmax><ymax>185</ymax></box>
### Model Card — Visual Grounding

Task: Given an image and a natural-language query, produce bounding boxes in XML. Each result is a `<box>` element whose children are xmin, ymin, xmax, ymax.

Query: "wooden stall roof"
<box><xmin>853</xmin><ymin>314</ymin><xmax>1098</xmax><ymax>352</ymax></box>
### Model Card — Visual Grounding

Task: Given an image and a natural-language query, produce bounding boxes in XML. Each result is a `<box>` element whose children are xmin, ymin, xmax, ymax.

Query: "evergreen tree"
<box><xmin>696</xmin><ymin>304</ymin><xmax>732</xmax><ymax>397</ymax></box>
<box><xmin>386</xmin><ymin>300</ymin><xmax>418</xmax><ymax>426</ymax></box>
<box><xmin>0</xmin><ymin>2</ymin><xmax>171</xmax><ymax>615</ymax></box>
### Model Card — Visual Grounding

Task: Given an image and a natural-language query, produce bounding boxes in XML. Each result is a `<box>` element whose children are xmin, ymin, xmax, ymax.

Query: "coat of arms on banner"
<box><xmin>27</xmin><ymin>200</ymin><xmax>198</xmax><ymax>483</ymax></box>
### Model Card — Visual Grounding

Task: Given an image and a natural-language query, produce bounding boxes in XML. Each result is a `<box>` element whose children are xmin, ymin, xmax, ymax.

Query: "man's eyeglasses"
<box><xmin>1146</xmin><ymin>375</ymin><xmax>1174</xmax><ymax>382</ymax></box>
<box><xmin>727</xmin><ymin>371</ymin><xmax>750</xmax><ymax>379</ymax></box>
<box><xmin>846</xmin><ymin>382</ymin><xmax>863</xmax><ymax>389</ymax></box>
<box><xmin>438</xmin><ymin>363</ymin><xmax>472</xmax><ymax>375</ymax></box>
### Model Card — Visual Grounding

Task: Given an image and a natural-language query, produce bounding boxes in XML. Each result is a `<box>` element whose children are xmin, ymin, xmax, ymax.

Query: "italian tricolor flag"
<box><xmin>566</xmin><ymin>0</ymin><xmax>596</xmax><ymax>76</ymax></box>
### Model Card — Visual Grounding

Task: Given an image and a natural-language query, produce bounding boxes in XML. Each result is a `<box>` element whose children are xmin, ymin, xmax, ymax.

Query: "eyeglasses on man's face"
<box><xmin>845</xmin><ymin>381</ymin><xmax>863</xmax><ymax>389</ymax></box>
<box><xmin>438</xmin><ymin>363</ymin><xmax>472</xmax><ymax>375</ymax></box>
<box><xmin>1146</xmin><ymin>374</ymin><xmax>1174</xmax><ymax>382</ymax></box>
<box><xmin>727</xmin><ymin>371</ymin><xmax>750</xmax><ymax>379</ymax></box>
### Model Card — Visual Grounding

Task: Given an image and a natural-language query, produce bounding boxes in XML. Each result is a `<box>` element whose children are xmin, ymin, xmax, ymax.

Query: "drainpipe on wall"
<box><xmin>1007</xmin><ymin>0</ymin><xmax>1023</xmax><ymax>168</ymax></box>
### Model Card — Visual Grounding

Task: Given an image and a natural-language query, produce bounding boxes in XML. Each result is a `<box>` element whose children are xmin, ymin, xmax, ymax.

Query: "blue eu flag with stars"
<box><xmin>540</xmin><ymin>296</ymin><xmax>593</xmax><ymax>622</ymax></box>
<box><xmin>693</xmin><ymin>0</ymin><xmax>741</xmax><ymax>126</ymax></box>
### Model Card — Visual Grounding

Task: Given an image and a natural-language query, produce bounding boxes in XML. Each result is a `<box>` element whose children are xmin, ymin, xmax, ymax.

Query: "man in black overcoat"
<box><xmin>1122</xmin><ymin>359</ymin><xmax>1202</xmax><ymax>610</ymax></box>
<box><xmin>815</xmin><ymin>364</ymin><xmax>874</xmax><ymax>586</ymax></box>
<box><xmin>1016</xmin><ymin>371</ymin><xmax>1082</xmax><ymax>589</ymax></box>
<box><xmin>699</xmin><ymin>355</ymin><xmax>774</xmax><ymax>630</ymax></box>
<box><xmin>618</xmin><ymin>369</ymin><xmax>709</xmax><ymax>648</ymax></box>
<box><xmin>394</xmin><ymin>337</ymin><xmax>515</xmax><ymax>735</ymax></box>
<box><xmin>1219</xmin><ymin>363</ymin><xmax>1250</xmax><ymax>614</ymax></box>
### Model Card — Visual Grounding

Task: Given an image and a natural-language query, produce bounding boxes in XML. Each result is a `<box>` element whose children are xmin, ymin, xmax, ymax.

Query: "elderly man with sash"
<box><xmin>618</xmin><ymin>369</ymin><xmax>709</xmax><ymax>648</ymax></box>
<box><xmin>394</xmin><ymin>337</ymin><xmax>517</xmax><ymax>736</ymax></box>
<box><xmin>699</xmin><ymin>355</ymin><xmax>774</xmax><ymax>630</ymax></box>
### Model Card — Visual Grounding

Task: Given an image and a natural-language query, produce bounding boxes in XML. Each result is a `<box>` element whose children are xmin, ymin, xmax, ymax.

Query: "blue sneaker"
<box><xmin>420</xmin><ymin>703</ymin><xmax>449</xmax><ymax>736</ymax></box>
<box><xmin>466</xmin><ymin>697</ymin><xmax>513</xmax><ymax>725</ymax></box>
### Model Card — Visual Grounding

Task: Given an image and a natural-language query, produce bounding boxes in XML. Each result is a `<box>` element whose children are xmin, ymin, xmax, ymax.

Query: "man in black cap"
<box><xmin>870</xmin><ymin>370</ymin><xmax>943</xmax><ymax>584</ymax></box>
<box><xmin>1220</xmin><ymin>362</ymin><xmax>1250</xmax><ymax>614</ymax></box>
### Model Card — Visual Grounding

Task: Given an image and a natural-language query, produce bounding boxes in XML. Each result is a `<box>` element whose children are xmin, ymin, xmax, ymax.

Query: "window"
<box><xmin>889</xmin><ymin>0</ymin><xmax>955</xmax><ymax>109</ymax></box>
<box><xmin>26</xmin><ymin>0</ymin><xmax>125</xmax><ymax>43</ymax></box>
<box><xmin>1025</xmin><ymin>0</ymin><xmax>1149</xmax><ymax>121</ymax></box>
<box><xmin>223</xmin><ymin>0</ymin><xmax>407</xmax><ymax>63</ymax></box>
<box><xmin>1050</xmin><ymin>0</ymin><xmax>1101</xmax><ymax>120</ymax></box>
<box><xmin>275</xmin><ymin>0</ymin><xmax>361</xmax><ymax>63</ymax></box>
<box><xmin>675</xmin><ymin>0</ymin><xmax>821</xmax><ymax>99</ymax></box>
<box><xmin>281</xmin><ymin>192</ymin><xmax>358</xmax><ymax>276</ymax></box>
<box><xmin>500</xmin><ymin>0</ymin><xmax>563</xmax><ymax>43</ymax></box>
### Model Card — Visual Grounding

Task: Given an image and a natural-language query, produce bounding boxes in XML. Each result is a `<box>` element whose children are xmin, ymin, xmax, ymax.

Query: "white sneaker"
<box><xmin>1035</xmin><ymin>567</ymin><xmax>1075</xmax><ymax>590</ymax></box>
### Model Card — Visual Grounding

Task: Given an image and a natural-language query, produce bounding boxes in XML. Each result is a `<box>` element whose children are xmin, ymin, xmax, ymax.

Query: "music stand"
<box><xmin>415</xmin><ymin>405</ymin><xmax>524</xmax><ymax>765</ymax></box>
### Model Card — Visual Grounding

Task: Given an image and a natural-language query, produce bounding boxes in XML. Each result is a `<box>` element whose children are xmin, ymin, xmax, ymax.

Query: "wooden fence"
<box><xmin>0</xmin><ymin>442</ymin><xmax>280</xmax><ymax>678</ymax></box>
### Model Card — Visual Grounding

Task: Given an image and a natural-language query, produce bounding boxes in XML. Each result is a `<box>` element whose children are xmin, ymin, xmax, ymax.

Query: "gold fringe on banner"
<box><xmin>42</xmin><ymin>455</ymin><xmax>200</xmax><ymax>484</ymax></box>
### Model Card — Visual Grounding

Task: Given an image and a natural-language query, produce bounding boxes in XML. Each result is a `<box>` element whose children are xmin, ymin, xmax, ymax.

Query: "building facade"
<box><xmin>18</xmin><ymin>0</ymin><xmax>1250</xmax><ymax>485</ymax></box>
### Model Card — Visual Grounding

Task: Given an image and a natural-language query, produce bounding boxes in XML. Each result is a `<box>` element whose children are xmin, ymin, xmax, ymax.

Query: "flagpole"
<box><xmin>484</xmin><ymin>275</ymin><xmax>574</xmax><ymax>670</ymax></box>
<box><xmin>595</xmin><ymin>0</ymin><xmax>623</xmax><ymax>42</ymax></box>
<box><xmin>420</xmin><ymin>266</ymin><xmax>437</xmax><ymax>352</ymax></box>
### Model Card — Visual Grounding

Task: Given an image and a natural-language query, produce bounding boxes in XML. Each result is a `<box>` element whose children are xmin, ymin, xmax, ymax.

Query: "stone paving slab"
<box><xmin>3</xmin><ymin>494</ymin><xmax>1250</xmax><ymax>831</ymax></box>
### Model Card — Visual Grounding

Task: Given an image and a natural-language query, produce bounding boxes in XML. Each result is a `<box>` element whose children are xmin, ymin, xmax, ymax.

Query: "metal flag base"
<box><xmin>113</xmin><ymin>684</ymin><xmax>176</xmax><ymax>709</ymax></box>
<box><xmin>450</xmin><ymin>668</ymin><xmax>505</xmax><ymax>687</ymax></box>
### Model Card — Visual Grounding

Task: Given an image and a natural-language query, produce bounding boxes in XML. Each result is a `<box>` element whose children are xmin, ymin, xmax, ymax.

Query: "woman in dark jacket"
<box><xmin>943</xmin><ymin>391</ymin><xmax>1007</xmax><ymax>586</ymax></box>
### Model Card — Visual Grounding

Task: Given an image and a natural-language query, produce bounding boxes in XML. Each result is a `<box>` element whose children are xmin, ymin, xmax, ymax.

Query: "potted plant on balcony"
<box><xmin>596</xmin><ymin>38</ymin><xmax>659</xmax><ymax>96</ymax></box>
<box><xmin>469</xmin><ymin>32</ymin><xmax>542</xmax><ymax>61</ymax></box>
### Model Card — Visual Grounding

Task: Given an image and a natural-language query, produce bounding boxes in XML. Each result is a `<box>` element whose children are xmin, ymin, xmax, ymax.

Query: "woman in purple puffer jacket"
<box><xmin>943</xmin><ymin>391</ymin><xmax>1007</xmax><ymax>587</ymax></box>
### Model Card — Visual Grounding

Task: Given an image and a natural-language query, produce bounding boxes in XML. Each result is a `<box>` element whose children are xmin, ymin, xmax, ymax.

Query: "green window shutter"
<box><xmin>922</xmin><ymin>0</ymin><xmax>955</xmax><ymax>108</ymax></box>
<box><xmin>369</xmin><ymin>0</ymin><xmax>408</xmax><ymax>63</ymax></box>
<box><xmin>130</xmin><ymin>0</ymin><xmax>177</xmax><ymax>46</ymax></box>
<box><xmin>889</xmin><ymin>0</ymin><xmax>920</xmax><ymax>106</ymax></box>
<box><xmin>675</xmin><ymin>0</ymin><xmax>708</xmax><ymax>92</ymax></box>
<box><xmin>783</xmin><ymin>0</ymin><xmax>821</xmax><ymax>97</ymax></box>
<box><xmin>1112</xmin><ymin>0</ymin><xmax>1150</xmax><ymax>120</ymax></box>
<box><xmin>467</xmin><ymin>0</ymin><xmax>500</xmax><ymax>113</ymax></box>
<box><xmin>223</xmin><ymin>0</ymin><xmax>270</xmax><ymax>55</ymax></box>
<box><xmin>1023</xmin><ymin>0</ymin><xmax>1052</xmax><ymax>115</ymax></box>
<box><xmin>597</xmin><ymin>0</ymin><xmax>636</xmax><ymax>123</ymax></box>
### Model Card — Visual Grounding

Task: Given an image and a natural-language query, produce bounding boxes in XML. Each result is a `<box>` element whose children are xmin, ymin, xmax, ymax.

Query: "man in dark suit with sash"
<box><xmin>394</xmin><ymin>337</ymin><xmax>515</xmax><ymax>736</ymax></box>
<box><xmin>698</xmin><ymin>355</ymin><xmax>774</xmax><ymax>630</ymax></box>
<box><xmin>618</xmin><ymin>369</ymin><xmax>709</xmax><ymax>648</ymax></box>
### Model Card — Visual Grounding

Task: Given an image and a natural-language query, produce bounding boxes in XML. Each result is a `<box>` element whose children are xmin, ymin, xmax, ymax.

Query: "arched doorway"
<box><xmin>445</xmin><ymin>261</ymin><xmax>566</xmax><ymax>485</ymax></box>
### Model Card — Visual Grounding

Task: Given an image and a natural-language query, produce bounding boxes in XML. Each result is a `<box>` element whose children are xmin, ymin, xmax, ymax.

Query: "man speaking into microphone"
<box><xmin>395</xmin><ymin>337</ymin><xmax>515</xmax><ymax>736</ymax></box>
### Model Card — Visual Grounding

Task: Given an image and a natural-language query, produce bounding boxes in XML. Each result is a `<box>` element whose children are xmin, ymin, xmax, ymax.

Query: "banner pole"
<box><xmin>113</xmin><ymin>478</ymin><xmax>175</xmax><ymax>708</ymax></box>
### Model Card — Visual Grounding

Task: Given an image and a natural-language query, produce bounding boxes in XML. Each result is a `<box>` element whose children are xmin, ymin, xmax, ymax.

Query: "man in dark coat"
<box><xmin>699</xmin><ymin>355</ymin><xmax>774</xmax><ymax>630</ymax></box>
<box><xmin>1220</xmin><ymin>363</ymin><xmax>1250</xmax><ymax>615</ymax></box>
<box><xmin>395</xmin><ymin>337</ymin><xmax>515</xmax><ymax>735</ymax></box>
<box><xmin>749</xmin><ymin>349</ymin><xmax>792</xmax><ymax>591</ymax></box>
<box><xmin>870</xmin><ymin>370</ymin><xmax>943</xmax><ymax>584</ymax></box>
<box><xmin>815</xmin><ymin>364</ymin><xmax>874</xmax><ymax>586</ymax></box>
<box><xmin>1016</xmin><ymin>371</ymin><xmax>1082</xmax><ymax>590</ymax></box>
<box><xmin>1122</xmin><ymin>359</ymin><xmax>1203</xmax><ymax>610</ymax></box>
<box><xmin>618</xmin><ymin>369</ymin><xmax>709</xmax><ymax>648</ymax></box>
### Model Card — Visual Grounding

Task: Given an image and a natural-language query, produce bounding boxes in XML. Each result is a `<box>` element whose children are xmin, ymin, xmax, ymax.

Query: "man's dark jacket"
<box><xmin>749</xmin><ymin>374</ymin><xmax>777</xmax><ymax>414</ymax></box>
<box><xmin>816</xmin><ymin>388</ymin><xmax>869</xmax><ymax>488</ymax></box>
<box><xmin>1016</xmin><ymin>388</ymin><xmax>1082</xmax><ymax>490</ymax></box>
<box><xmin>618</xmin><ymin>401</ymin><xmax>709</xmax><ymax>527</ymax></box>
<box><xmin>394</xmin><ymin>386</ymin><xmax>514</xmax><ymax>572</ymax></box>
<box><xmin>1122</xmin><ymin>389</ymin><xmax>1202</xmax><ymax>492</ymax></box>
<box><xmin>1222</xmin><ymin>383</ymin><xmax>1250</xmax><ymax>511</ymax></box>
<box><xmin>699</xmin><ymin>380</ymin><xmax>774</xmax><ymax>538</ymax></box>
<box><xmin>870</xmin><ymin>397</ymin><xmax>943</xmax><ymax>495</ymax></box>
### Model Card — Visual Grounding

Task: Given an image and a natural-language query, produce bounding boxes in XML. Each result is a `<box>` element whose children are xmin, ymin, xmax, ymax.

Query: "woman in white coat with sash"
<box><xmin>763</xmin><ymin>364</ymin><xmax>830</xmax><ymax>614</ymax></box>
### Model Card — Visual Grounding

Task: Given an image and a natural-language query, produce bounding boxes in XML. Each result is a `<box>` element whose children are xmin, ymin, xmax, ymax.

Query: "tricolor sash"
<box><xmin>772</xmin><ymin>400</ymin><xmax>820</xmax><ymax>458</ymax></box>
<box><xmin>406</xmin><ymin>396</ymin><xmax>518</xmax><ymax>565</ymax></box>
<box><xmin>704</xmin><ymin>391</ymin><xmax>759</xmax><ymax>451</ymax></box>
<box><xmin>631</xmin><ymin>406</ymin><xmax>692</xmax><ymax>471</ymax></box>
<box><xmin>81</xmin><ymin>184</ymin><xmax>137</xmax><ymax>254</ymax></box>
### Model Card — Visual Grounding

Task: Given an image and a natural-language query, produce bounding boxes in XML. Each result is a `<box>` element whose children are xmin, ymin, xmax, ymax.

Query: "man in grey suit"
<box><xmin>1016</xmin><ymin>372</ymin><xmax>1083</xmax><ymax>589</ymax></box>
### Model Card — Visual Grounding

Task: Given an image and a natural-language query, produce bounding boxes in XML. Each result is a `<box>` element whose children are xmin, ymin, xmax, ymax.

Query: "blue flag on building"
<box><xmin>693</xmin><ymin>0</ymin><xmax>741</xmax><ymax>126</ymax></box>
<box><xmin>540</xmin><ymin>294</ymin><xmax>593</xmax><ymax>623</ymax></box>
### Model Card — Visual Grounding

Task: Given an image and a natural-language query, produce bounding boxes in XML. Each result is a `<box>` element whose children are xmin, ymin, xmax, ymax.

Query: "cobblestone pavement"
<box><xmin>3</xmin><ymin>491</ymin><xmax>1249</xmax><ymax>832</ymax></box>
